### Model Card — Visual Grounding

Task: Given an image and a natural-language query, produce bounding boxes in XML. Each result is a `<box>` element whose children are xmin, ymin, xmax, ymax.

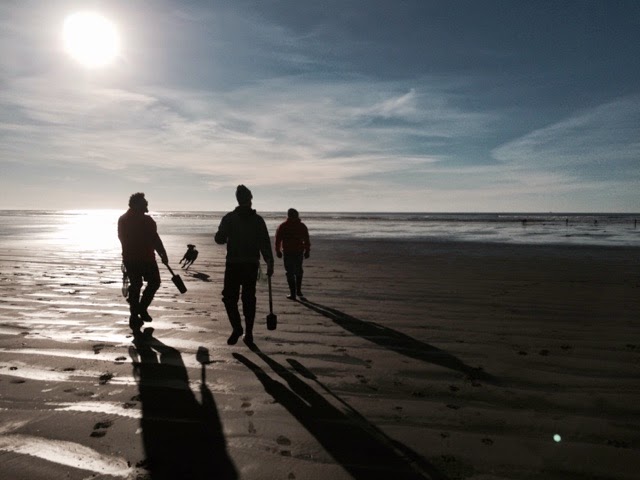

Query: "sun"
<box><xmin>63</xmin><ymin>12</ymin><xmax>120</xmax><ymax>68</ymax></box>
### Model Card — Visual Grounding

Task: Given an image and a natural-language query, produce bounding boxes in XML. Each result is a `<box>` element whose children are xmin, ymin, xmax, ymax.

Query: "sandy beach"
<box><xmin>1</xmin><ymin>230</ymin><xmax>639</xmax><ymax>479</ymax></box>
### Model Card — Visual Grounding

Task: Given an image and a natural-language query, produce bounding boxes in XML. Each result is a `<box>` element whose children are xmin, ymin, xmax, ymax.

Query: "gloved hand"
<box><xmin>304</xmin><ymin>251</ymin><xmax>310</xmax><ymax>259</ymax></box>
<box><xmin>267</xmin><ymin>262</ymin><xmax>274</xmax><ymax>277</ymax></box>
<box><xmin>160</xmin><ymin>254</ymin><xmax>169</xmax><ymax>265</ymax></box>
<box><xmin>276</xmin><ymin>251</ymin><xmax>283</xmax><ymax>258</ymax></box>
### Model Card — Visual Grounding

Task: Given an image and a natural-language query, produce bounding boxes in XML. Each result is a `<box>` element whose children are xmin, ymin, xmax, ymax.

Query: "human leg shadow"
<box><xmin>233</xmin><ymin>347</ymin><xmax>447</xmax><ymax>480</ymax></box>
<box><xmin>129</xmin><ymin>329</ymin><xmax>237</xmax><ymax>480</ymax></box>
<box><xmin>299</xmin><ymin>299</ymin><xmax>494</xmax><ymax>383</ymax></box>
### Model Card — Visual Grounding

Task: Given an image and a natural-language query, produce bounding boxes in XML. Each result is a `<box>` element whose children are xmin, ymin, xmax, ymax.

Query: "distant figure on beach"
<box><xmin>118</xmin><ymin>193</ymin><xmax>169</xmax><ymax>332</ymax></box>
<box><xmin>215</xmin><ymin>185</ymin><xmax>274</xmax><ymax>346</ymax></box>
<box><xmin>275</xmin><ymin>208</ymin><xmax>311</xmax><ymax>300</ymax></box>
<box><xmin>180</xmin><ymin>244</ymin><xmax>198</xmax><ymax>269</ymax></box>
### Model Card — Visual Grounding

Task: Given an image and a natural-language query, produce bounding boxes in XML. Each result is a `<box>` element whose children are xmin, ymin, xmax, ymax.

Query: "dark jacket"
<box><xmin>215</xmin><ymin>206</ymin><xmax>274</xmax><ymax>265</ymax></box>
<box><xmin>118</xmin><ymin>209</ymin><xmax>166</xmax><ymax>262</ymax></box>
<box><xmin>275</xmin><ymin>218</ymin><xmax>310</xmax><ymax>255</ymax></box>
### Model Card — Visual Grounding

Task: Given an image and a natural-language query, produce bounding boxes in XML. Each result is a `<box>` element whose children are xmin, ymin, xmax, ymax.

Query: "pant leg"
<box><xmin>124</xmin><ymin>261</ymin><xmax>143</xmax><ymax>315</ymax></box>
<box><xmin>222</xmin><ymin>264</ymin><xmax>243</xmax><ymax>332</ymax></box>
<box><xmin>139</xmin><ymin>262</ymin><xmax>161</xmax><ymax>311</ymax></box>
<box><xmin>284</xmin><ymin>253</ymin><xmax>303</xmax><ymax>295</ymax></box>
<box><xmin>240</xmin><ymin>264</ymin><xmax>259</xmax><ymax>327</ymax></box>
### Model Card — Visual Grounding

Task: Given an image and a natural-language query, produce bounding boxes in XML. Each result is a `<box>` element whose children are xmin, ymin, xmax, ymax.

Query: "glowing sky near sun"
<box><xmin>0</xmin><ymin>1</ymin><xmax>638</xmax><ymax>212</ymax></box>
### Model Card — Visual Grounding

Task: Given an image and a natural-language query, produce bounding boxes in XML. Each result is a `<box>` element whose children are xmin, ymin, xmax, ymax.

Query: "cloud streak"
<box><xmin>492</xmin><ymin>95</ymin><xmax>640</xmax><ymax>178</ymax></box>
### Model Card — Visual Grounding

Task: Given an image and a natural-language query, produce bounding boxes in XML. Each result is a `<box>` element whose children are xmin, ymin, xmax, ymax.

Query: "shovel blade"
<box><xmin>172</xmin><ymin>275</ymin><xmax>187</xmax><ymax>294</ymax></box>
<box><xmin>266</xmin><ymin>312</ymin><xmax>277</xmax><ymax>331</ymax></box>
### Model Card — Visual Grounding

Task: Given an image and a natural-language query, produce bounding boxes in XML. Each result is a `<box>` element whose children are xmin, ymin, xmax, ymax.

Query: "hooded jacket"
<box><xmin>275</xmin><ymin>217</ymin><xmax>310</xmax><ymax>255</ymax></box>
<box><xmin>215</xmin><ymin>206</ymin><xmax>274</xmax><ymax>265</ymax></box>
<box><xmin>118</xmin><ymin>209</ymin><xmax>166</xmax><ymax>262</ymax></box>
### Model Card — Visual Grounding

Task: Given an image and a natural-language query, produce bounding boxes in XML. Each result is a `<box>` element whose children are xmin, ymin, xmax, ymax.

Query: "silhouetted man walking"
<box><xmin>215</xmin><ymin>185</ymin><xmax>274</xmax><ymax>345</ymax></box>
<box><xmin>275</xmin><ymin>208</ymin><xmax>310</xmax><ymax>300</ymax></box>
<box><xmin>118</xmin><ymin>193</ymin><xmax>168</xmax><ymax>331</ymax></box>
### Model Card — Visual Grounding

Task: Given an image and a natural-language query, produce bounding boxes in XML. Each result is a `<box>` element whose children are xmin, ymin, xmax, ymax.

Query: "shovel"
<box><xmin>266</xmin><ymin>276</ymin><xmax>277</xmax><ymax>330</ymax></box>
<box><xmin>165</xmin><ymin>263</ymin><xmax>187</xmax><ymax>294</ymax></box>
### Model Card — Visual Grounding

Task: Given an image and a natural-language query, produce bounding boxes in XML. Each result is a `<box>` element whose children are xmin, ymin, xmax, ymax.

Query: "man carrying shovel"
<box><xmin>118</xmin><ymin>192</ymin><xmax>169</xmax><ymax>332</ymax></box>
<box><xmin>215</xmin><ymin>185</ymin><xmax>274</xmax><ymax>346</ymax></box>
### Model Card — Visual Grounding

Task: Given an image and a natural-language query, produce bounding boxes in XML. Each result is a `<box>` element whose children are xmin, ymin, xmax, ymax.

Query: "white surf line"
<box><xmin>0</xmin><ymin>347</ymin><xmax>211</xmax><ymax>370</ymax></box>
<box><xmin>0</xmin><ymin>348</ymin><xmax>133</xmax><ymax>363</ymax></box>
<box><xmin>48</xmin><ymin>401</ymin><xmax>141</xmax><ymax>419</ymax></box>
<box><xmin>0</xmin><ymin>434</ymin><xmax>132</xmax><ymax>478</ymax></box>
<box><xmin>0</xmin><ymin>362</ymin><xmax>135</xmax><ymax>385</ymax></box>
<box><xmin>0</xmin><ymin>304</ymin><xmax>37</xmax><ymax>311</ymax></box>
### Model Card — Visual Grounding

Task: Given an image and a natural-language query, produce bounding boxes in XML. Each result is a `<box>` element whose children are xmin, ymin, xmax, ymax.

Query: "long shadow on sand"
<box><xmin>299</xmin><ymin>299</ymin><xmax>493</xmax><ymax>382</ymax></box>
<box><xmin>129</xmin><ymin>329</ymin><xmax>237</xmax><ymax>480</ymax></box>
<box><xmin>234</xmin><ymin>347</ymin><xmax>446</xmax><ymax>480</ymax></box>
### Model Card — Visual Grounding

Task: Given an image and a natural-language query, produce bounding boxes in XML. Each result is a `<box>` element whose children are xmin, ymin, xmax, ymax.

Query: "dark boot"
<box><xmin>286</xmin><ymin>275</ymin><xmax>297</xmax><ymax>300</ymax></box>
<box><xmin>296</xmin><ymin>273</ymin><xmax>304</xmax><ymax>299</ymax></box>
<box><xmin>224</xmin><ymin>301</ymin><xmax>244</xmax><ymax>345</ymax></box>
<box><xmin>243</xmin><ymin>316</ymin><xmax>255</xmax><ymax>345</ymax></box>
<box><xmin>138</xmin><ymin>283</ymin><xmax>159</xmax><ymax>322</ymax></box>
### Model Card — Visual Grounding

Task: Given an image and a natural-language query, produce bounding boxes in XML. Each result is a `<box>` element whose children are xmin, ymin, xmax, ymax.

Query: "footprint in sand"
<box><xmin>75</xmin><ymin>391</ymin><xmax>94</xmax><ymax>397</ymax></box>
<box><xmin>518</xmin><ymin>350</ymin><xmax>528</xmax><ymax>356</ymax></box>
<box><xmin>241</xmin><ymin>398</ymin><xmax>254</xmax><ymax>417</ymax></box>
<box><xmin>449</xmin><ymin>385</ymin><xmax>460</xmax><ymax>392</ymax></box>
<box><xmin>90</xmin><ymin>420</ymin><xmax>113</xmax><ymax>438</ymax></box>
<box><xmin>248</xmin><ymin>421</ymin><xmax>257</xmax><ymax>434</ymax></box>
<box><xmin>446</xmin><ymin>404</ymin><xmax>461</xmax><ymax>410</ymax></box>
<box><xmin>63</xmin><ymin>367</ymin><xmax>75</xmax><ymax>372</ymax></box>
<box><xmin>10</xmin><ymin>379</ymin><xmax>26</xmax><ymax>384</ymax></box>
<box><xmin>277</xmin><ymin>435</ymin><xmax>292</xmax><ymax>446</ymax></box>
<box><xmin>481</xmin><ymin>438</ymin><xmax>494</xmax><ymax>446</ymax></box>
<box><xmin>288</xmin><ymin>473</ymin><xmax>296</xmax><ymax>479</ymax></box>
<box><xmin>99</xmin><ymin>373</ymin><xmax>114</xmax><ymax>385</ymax></box>
<box><xmin>539</xmin><ymin>349</ymin><xmax>550</xmax><ymax>356</ymax></box>
<box><xmin>93</xmin><ymin>344</ymin><xmax>106</xmax><ymax>354</ymax></box>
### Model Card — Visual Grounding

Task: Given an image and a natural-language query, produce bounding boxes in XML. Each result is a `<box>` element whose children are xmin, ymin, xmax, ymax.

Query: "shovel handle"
<box><xmin>268</xmin><ymin>275</ymin><xmax>274</xmax><ymax>314</ymax></box>
<box><xmin>165</xmin><ymin>263</ymin><xmax>176</xmax><ymax>276</ymax></box>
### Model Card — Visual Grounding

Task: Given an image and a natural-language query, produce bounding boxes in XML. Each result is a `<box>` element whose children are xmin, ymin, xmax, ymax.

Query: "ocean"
<box><xmin>0</xmin><ymin>210</ymin><xmax>638</xmax><ymax>251</ymax></box>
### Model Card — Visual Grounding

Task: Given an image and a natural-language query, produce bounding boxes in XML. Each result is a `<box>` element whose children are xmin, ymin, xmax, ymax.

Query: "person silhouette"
<box><xmin>214</xmin><ymin>185</ymin><xmax>274</xmax><ymax>346</ymax></box>
<box><xmin>275</xmin><ymin>208</ymin><xmax>311</xmax><ymax>300</ymax></box>
<box><xmin>180</xmin><ymin>244</ymin><xmax>199</xmax><ymax>269</ymax></box>
<box><xmin>118</xmin><ymin>193</ymin><xmax>168</xmax><ymax>331</ymax></box>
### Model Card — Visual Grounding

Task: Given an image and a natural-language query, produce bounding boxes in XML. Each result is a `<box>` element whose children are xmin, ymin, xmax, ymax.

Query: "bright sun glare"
<box><xmin>63</xmin><ymin>12</ymin><xmax>119</xmax><ymax>68</ymax></box>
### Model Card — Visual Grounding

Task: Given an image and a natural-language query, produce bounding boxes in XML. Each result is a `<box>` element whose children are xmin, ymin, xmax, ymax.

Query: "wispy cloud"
<box><xmin>0</xmin><ymin>72</ymin><xmax>492</xmax><ymax>189</ymax></box>
<box><xmin>492</xmin><ymin>95</ymin><xmax>640</xmax><ymax>178</ymax></box>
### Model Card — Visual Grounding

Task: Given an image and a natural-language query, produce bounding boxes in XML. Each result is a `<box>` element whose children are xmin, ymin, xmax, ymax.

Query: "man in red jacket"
<box><xmin>275</xmin><ymin>208</ymin><xmax>310</xmax><ymax>300</ymax></box>
<box><xmin>118</xmin><ymin>193</ymin><xmax>168</xmax><ymax>331</ymax></box>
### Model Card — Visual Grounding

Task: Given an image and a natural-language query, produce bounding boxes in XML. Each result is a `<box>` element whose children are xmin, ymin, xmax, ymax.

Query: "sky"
<box><xmin>1</xmin><ymin>0</ymin><xmax>639</xmax><ymax>212</ymax></box>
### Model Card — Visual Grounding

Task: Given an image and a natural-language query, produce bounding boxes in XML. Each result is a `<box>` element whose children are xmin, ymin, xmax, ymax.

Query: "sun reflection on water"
<box><xmin>58</xmin><ymin>210</ymin><xmax>122</xmax><ymax>251</ymax></box>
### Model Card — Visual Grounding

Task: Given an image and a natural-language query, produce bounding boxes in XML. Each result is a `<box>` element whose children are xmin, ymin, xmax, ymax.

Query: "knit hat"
<box><xmin>236</xmin><ymin>185</ymin><xmax>253</xmax><ymax>204</ymax></box>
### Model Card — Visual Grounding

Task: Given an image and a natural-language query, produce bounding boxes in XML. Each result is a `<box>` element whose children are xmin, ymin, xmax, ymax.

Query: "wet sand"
<box><xmin>1</xmin><ymin>234</ymin><xmax>639</xmax><ymax>479</ymax></box>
